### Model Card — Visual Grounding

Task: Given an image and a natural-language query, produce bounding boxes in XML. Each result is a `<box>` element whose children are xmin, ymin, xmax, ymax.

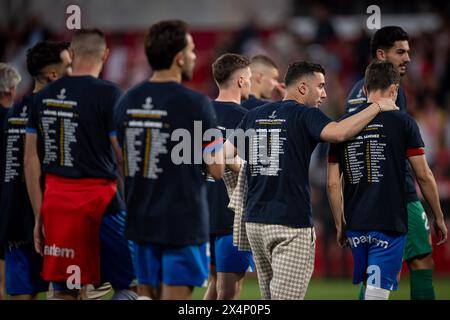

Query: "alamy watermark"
<box><xmin>366</xmin><ymin>5</ymin><xmax>381</xmax><ymax>30</ymax></box>
<box><xmin>125</xmin><ymin>122</ymin><xmax>280</xmax><ymax>167</ymax></box>
<box><xmin>66</xmin><ymin>5</ymin><xmax>81</xmax><ymax>30</ymax></box>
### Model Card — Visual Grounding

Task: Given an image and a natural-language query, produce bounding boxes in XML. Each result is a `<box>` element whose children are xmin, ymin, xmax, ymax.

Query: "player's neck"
<box><xmin>250</xmin><ymin>89</ymin><xmax>261</xmax><ymax>99</ymax></box>
<box><xmin>284</xmin><ymin>90</ymin><xmax>306</xmax><ymax>105</ymax></box>
<box><xmin>216</xmin><ymin>89</ymin><xmax>241</xmax><ymax>105</ymax></box>
<box><xmin>367</xmin><ymin>91</ymin><xmax>389</xmax><ymax>103</ymax></box>
<box><xmin>150</xmin><ymin>69</ymin><xmax>182</xmax><ymax>83</ymax></box>
<box><xmin>71</xmin><ymin>60</ymin><xmax>102</xmax><ymax>78</ymax></box>
<box><xmin>34</xmin><ymin>79</ymin><xmax>47</xmax><ymax>93</ymax></box>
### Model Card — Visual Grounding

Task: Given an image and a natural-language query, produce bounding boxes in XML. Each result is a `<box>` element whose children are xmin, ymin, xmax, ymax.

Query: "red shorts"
<box><xmin>41</xmin><ymin>174</ymin><xmax>117</xmax><ymax>286</ymax></box>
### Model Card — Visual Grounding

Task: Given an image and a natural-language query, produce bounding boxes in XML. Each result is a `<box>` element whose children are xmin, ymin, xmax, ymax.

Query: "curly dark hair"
<box><xmin>26</xmin><ymin>41</ymin><xmax>70</xmax><ymax>77</ymax></box>
<box><xmin>145</xmin><ymin>20</ymin><xmax>188</xmax><ymax>70</ymax></box>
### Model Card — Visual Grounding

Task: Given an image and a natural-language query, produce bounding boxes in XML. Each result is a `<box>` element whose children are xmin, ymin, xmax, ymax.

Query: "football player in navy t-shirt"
<box><xmin>115</xmin><ymin>20</ymin><xmax>224</xmax><ymax>300</ymax></box>
<box><xmin>0</xmin><ymin>63</ymin><xmax>21</xmax><ymax>300</ymax></box>
<box><xmin>25</xmin><ymin>30</ymin><xmax>135</xmax><ymax>300</ymax></box>
<box><xmin>0</xmin><ymin>42</ymin><xmax>71</xmax><ymax>300</ymax></box>
<box><xmin>345</xmin><ymin>26</ymin><xmax>438</xmax><ymax>300</ymax></box>
<box><xmin>328</xmin><ymin>61</ymin><xmax>447</xmax><ymax>300</ymax></box>
<box><xmin>223</xmin><ymin>61</ymin><xmax>398</xmax><ymax>300</ymax></box>
<box><xmin>242</xmin><ymin>55</ymin><xmax>283</xmax><ymax>110</ymax></box>
<box><xmin>203</xmin><ymin>54</ymin><xmax>254</xmax><ymax>300</ymax></box>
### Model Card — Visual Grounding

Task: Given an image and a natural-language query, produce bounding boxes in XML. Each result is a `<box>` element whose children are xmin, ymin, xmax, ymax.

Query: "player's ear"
<box><xmin>68</xmin><ymin>48</ymin><xmax>75</xmax><ymax>61</ymax></box>
<box><xmin>175</xmin><ymin>51</ymin><xmax>185</xmax><ymax>68</ymax></box>
<box><xmin>238</xmin><ymin>76</ymin><xmax>244</xmax><ymax>89</ymax></box>
<box><xmin>48</xmin><ymin>71</ymin><xmax>58</xmax><ymax>82</ymax></box>
<box><xmin>102</xmin><ymin>48</ymin><xmax>110</xmax><ymax>63</ymax></box>
<box><xmin>388</xmin><ymin>84</ymin><xmax>397</xmax><ymax>98</ymax></box>
<box><xmin>255</xmin><ymin>72</ymin><xmax>263</xmax><ymax>84</ymax></box>
<box><xmin>376</xmin><ymin>49</ymin><xmax>386</xmax><ymax>61</ymax></box>
<box><xmin>298</xmin><ymin>81</ymin><xmax>307</xmax><ymax>96</ymax></box>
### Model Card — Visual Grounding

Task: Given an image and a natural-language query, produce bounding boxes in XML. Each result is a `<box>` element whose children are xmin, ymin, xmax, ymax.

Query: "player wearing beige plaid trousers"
<box><xmin>223</xmin><ymin>162</ymin><xmax>316</xmax><ymax>300</ymax></box>
<box><xmin>222</xmin><ymin>61</ymin><xmax>398</xmax><ymax>300</ymax></box>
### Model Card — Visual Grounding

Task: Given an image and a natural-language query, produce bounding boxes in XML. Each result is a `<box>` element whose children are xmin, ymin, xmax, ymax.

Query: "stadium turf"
<box><xmin>20</xmin><ymin>276</ymin><xmax>450</xmax><ymax>300</ymax></box>
<box><xmin>192</xmin><ymin>276</ymin><xmax>450</xmax><ymax>300</ymax></box>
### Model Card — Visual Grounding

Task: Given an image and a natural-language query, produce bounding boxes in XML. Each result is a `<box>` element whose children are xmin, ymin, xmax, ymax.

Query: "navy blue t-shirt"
<box><xmin>27</xmin><ymin>75</ymin><xmax>122</xmax><ymax>180</ymax></box>
<box><xmin>0</xmin><ymin>95</ymin><xmax>35</xmax><ymax>243</ymax></box>
<box><xmin>207</xmin><ymin>101</ymin><xmax>247</xmax><ymax>235</ymax></box>
<box><xmin>115</xmin><ymin>81</ymin><xmax>218</xmax><ymax>246</ymax></box>
<box><xmin>232</xmin><ymin>100</ymin><xmax>332</xmax><ymax>228</ymax></box>
<box><xmin>0</xmin><ymin>104</ymin><xmax>11</xmax><ymax>241</ymax></box>
<box><xmin>345</xmin><ymin>78</ymin><xmax>418</xmax><ymax>202</ymax></box>
<box><xmin>0</xmin><ymin>105</ymin><xmax>9</xmax><ymax>178</ymax></box>
<box><xmin>329</xmin><ymin>103</ymin><xmax>425</xmax><ymax>233</ymax></box>
<box><xmin>241</xmin><ymin>95</ymin><xmax>269</xmax><ymax>110</ymax></box>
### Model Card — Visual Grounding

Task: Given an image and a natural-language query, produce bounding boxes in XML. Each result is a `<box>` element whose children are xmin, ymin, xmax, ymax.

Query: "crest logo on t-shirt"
<box><xmin>357</xmin><ymin>88</ymin><xmax>364</xmax><ymax>98</ymax></box>
<box><xmin>268</xmin><ymin>110</ymin><xmax>277</xmax><ymax>119</ymax></box>
<box><xmin>57</xmin><ymin>88</ymin><xmax>67</xmax><ymax>100</ymax></box>
<box><xmin>20</xmin><ymin>106</ymin><xmax>28</xmax><ymax>118</ymax></box>
<box><xmin>143</xmin><ymin>97</ymin><xmax>154</xmax><ymax>110</ymax></box>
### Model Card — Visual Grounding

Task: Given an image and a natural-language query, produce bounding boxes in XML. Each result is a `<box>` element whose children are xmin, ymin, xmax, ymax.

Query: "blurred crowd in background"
<box><xmin>1</xmin><ymin>0</ymin><xmax>449</xmax><ymax>276</ymax></box>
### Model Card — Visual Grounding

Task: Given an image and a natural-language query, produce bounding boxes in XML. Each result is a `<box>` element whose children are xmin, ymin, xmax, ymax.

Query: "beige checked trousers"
<box><xmin>246</xmin><ymin>222</ymin><xmax>316</xmax><ymax>300</ymax></box>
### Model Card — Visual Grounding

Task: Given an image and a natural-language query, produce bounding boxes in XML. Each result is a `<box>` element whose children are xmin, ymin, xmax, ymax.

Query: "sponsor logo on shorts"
<box><xmin>348</xmin><ymin>235</ymin><xmax>389</xmax><ymax>249</ymax></box>
<box><xmin>44</xmin><ymin>244</ymin><xmax>75</xmax><ymax>259</ymax></box>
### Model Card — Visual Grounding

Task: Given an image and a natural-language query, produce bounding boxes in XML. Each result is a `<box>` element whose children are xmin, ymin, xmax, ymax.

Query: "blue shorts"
<box><xmin>52</xmin><ymin>211</ymin><xmax>135</xmax><ymax>292</ymax></box>
<box><xmin>5</xmin><ymin>243</ymin><xmax>49</xmax><ymax>296</ymax></box>
<box><xmin>132</xmin><ymin>242</ymin><xmax>209</xmax><ymax>288</ymax></box>
<box><xmin>99</xmin><ymin>211</ymin><xmax>135</xmax><ymax>289</ymax></box>
<box><xmin>210</xmin><ymin>234</ymin><xmax>254</xmax><ymax>273</ymax></box>
<box><xmin>347</xmin><ymin>230</ymin><xmax>406</xmax><ymax>291</ymax></box>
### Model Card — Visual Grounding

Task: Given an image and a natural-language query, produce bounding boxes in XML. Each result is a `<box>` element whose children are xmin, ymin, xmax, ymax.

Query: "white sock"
<box><xmin>137</xmin><ymin>296</ymin><xmax>152</xmax><ymax>300</ymax></box>
<box><xmin>111</xmin><ymin>289</ymin><xmax>139</xmax><ymax>300</ymax></box>
<box><xmin>365</xmin><ymin>285</ymin><xmax>390</xmax><ymax>300</ymax></box>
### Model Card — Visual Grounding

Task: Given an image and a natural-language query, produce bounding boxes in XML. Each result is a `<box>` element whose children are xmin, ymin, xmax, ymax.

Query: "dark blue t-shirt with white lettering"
<box><xmin>0</xmin><ymin>95</ymin><xmax>35</xmax><ymax>243</ymax></box>
<box><xmin>345</xmin><ymin>78</ymin><xmax>418</xmax><ymax>203</ymax></box>
<box><xmin>207</xmin><ymin>101</ymin><xmax>247</xmax><ymax>235</ymax></box>
<box><xmin>27</xmin><ymin>76</ymin><xmax>126</xmax><ymax>214</ymax></box>
<box><xmin>329</xmin><ymin>103</ymin><xmax>425</xmax><ymax>233</ymax></box>
<box><xmin>27</xmin><ymin>75</ymin><xmax>122</xmax><ymax>180</ymax></box>
<box><xmin>0</xmin><ymin>104</ymin><xmax>9</xmax><ymax>183</ymax></box>
<box><xmin>115</xmin><ymin>81</ymin><xmax>218</xmax><ymax>246</ymax></box>
<box><xmin>241</xmin><ymin>95</ymin><xmax>269</xmax><ymax>110</ymax></box>
<box><xmin>233</xmin><ymin>100</ymin><xmax>332</xmax><ymax>228</ymax></box>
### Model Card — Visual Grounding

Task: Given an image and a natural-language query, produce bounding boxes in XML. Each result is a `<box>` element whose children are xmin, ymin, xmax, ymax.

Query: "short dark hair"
<box><xmin>250</xmin><ymin>55</ymin><xmax>278</xmax><ymax>69</ymax></box>
<box><xmin>26</xmin><ymin>41</ymin><xmax>70</xmax><ymax>77</ymax></box>
<box><xmin>364</xmin><ymin>61</ymin><xmax>400</xmax><ymax>93</ymax></box>
<box><xmin>284</xmin><ymin>61</ymin><xmax>325</xmax><ymax>87</ymax></box>
<box><xmin>145</xmin><ymin>20</ymin><xmax>188</xmax><ymax>71</ymax></box>
<box><xmin>370</xmin><ymin>26</ymin><xmax>409</xmax><ymax>58</ymax></box>
<box><xmin>212</xmin><ymin>54</ymin><xmax>250</xmax><ymax>85</ymax></box>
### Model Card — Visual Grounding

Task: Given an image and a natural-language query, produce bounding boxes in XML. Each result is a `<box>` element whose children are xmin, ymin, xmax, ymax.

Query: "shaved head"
<box><xmin>249</xmin><ymin>55</ymin><xmax>280</xmax><ymax>99</ymax></box>
<box><xmin>70</xmin><ymin>28</ymin><xmax>107</xmax><ymax>60</ymax></box>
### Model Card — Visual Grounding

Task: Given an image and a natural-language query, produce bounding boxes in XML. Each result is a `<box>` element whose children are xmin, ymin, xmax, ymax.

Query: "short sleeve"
<box><xmin>26</xmin><ymin>94</ymin><xmax>39</xmax><ymax>134</ymax></box>
<box><xmin>201</xmin><ymin>97</ymin><xmax>222</xmax><ymax>154</ymax></box>
<box><xmin>225</xmin><ymin>111</ymin><xmax>249</xmax><ymax>149</ymax></box>
<box><xmin>328</xmin><ymin>143</ymin><xmax>340</xmax><ymax>163</ymax></box>
<box><xmin>404</xmin><ymin>115</ymin><xmax>425</xmax><ymax>158</ymax></box>
<box><xmin>105</xmin><ymin>86</ymin><xmax>123</xmax><ymax>137</ymax></box>
<box><xmin>113</xmin><ymin>93</ymin><xmax>128</xmax><ymax>148</ymax></box>
<box><xmin>303</xmin><ymin>107</ymin><xmax>332</xmax><ymax>142</ymax></box>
